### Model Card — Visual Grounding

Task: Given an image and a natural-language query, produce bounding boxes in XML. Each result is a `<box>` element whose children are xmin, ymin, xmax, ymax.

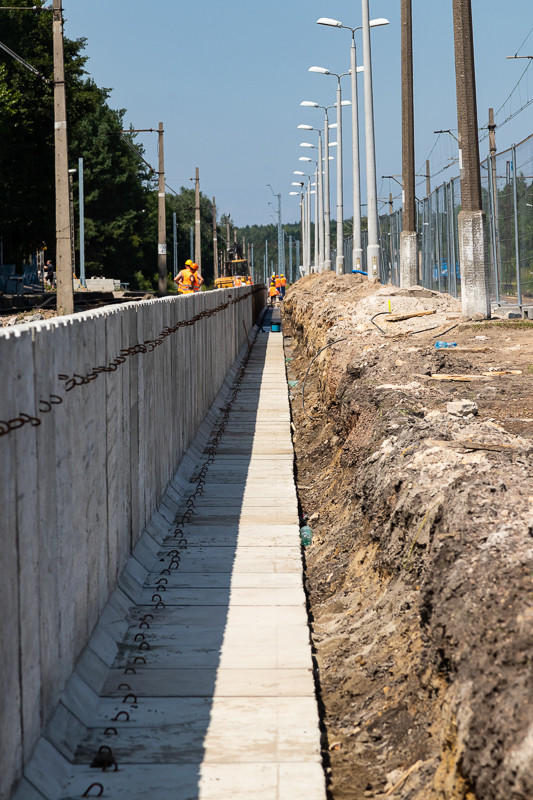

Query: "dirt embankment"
<box><xmin>283</xmin><ymin>274</ymin><xmax>533</xmax><ymax>800</ymax></box>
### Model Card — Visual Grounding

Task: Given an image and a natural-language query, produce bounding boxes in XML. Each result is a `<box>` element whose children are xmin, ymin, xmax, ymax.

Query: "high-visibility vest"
<box><xmin>191</xmin><ymin>271</ymin><xmax>201</xmax><ymax>291</ymax></box>
<box><xmin>275</xmin><ymin>276</ymin><xmax>282</xmax><ymax>288</ymax></box>
<box><xmin>178</xmin><ymin>268</ymin><xmax>195</xmax><ymax>293</ymax></box>
<box><xmin>246</xmin><ymin>277</ymin><xmax>252</xmax><ymax>285</ymax></box>
<box><xmin>280</xmin><ymin>277</ymin><xmax>287</xmax><ymax>287</ymax></box>
<box><xmin>269</xmin><ymin>286</ymin><xmax>278</xmax><ymax>297</ymax></box>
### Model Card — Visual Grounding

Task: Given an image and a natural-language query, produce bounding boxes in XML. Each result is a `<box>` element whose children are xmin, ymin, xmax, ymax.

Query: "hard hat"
<box><xmin>191</xmin><ymin>262</ymin><xmax>198</xmax><ymax>270</ymax></box>
<box><xmin>185</xmin><ymin>259</ymin><xmax>193</xmax><ymax>266</ymax></box>
<box><xmin>281</xmin><ymin>274</ymin><xmax>284</xmax><ymax>277</ymax></box>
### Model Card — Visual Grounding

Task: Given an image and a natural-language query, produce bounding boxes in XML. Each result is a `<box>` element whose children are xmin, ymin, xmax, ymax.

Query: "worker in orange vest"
<box><xmin>279</xmin><ymin>274</ymin><xmax>287</xmax><ymax>299</ymax></box>
<box><xmin>174</xmin><ymin>259</ymin><xmax>196</xmax><ymax>294</ymax></box>
<box><xmin>245</xmin><ymin>276</ymin><xmax>253</xmax><ymax>285</ymax></box>
<box><xmin>268</xmin><ymin>282</ymin><xmax>279</xmax><ymax>307</ymax></box>
<box><xmin>191</xmin><ymin>263</ymin><xmax>204</xmax><ymax>292</ymax></box>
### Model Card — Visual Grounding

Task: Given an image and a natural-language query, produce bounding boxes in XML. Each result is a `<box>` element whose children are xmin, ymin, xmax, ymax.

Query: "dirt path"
<box><xmin>282</xmin><ymin>274</ymin><xmax>533</xmax><ymax>800</ymax></box>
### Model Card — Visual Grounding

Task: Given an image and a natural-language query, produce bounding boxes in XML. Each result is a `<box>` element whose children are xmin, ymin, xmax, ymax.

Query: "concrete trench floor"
<box><xmin>16</xmin><ymin>312</ymin><xmax>326</xmax><ymax>800</ymax></box>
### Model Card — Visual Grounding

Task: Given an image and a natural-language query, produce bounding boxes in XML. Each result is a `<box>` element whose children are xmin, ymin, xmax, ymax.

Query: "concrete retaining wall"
<box><xmin>0</xmin><ymin>286</ymin><xmax>265</xmax><ymax>799</ymax></box>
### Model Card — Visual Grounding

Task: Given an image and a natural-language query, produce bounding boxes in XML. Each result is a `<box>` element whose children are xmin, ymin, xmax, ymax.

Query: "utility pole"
<box><xmin>426</xmin><ymin>159</ymin><xmax>431</xmax><ymax>198</ymax></box>
<box><xmin>173</xmin><ymin>212</ymin><xmax>177</xmax><ymax>278</ymax></box>
<box><xmin>488</xmin><ymin>108</ymin><xmax>501</xmax><ymax>301</ymax></box>
<box><xmin>194</xmin><ymin>167</ymin><xmax>201</xmax><ymax>275</ymax></box>
<box><xmin>53</xmin><ymin>0</ymin><xmax>74</xmax><ymax>314</ymax></box>
<box><xmin>452</xmin><ymin>0</ymin><xmax>490</xmax><ymax>317</ymax></box>
<box><xmin>400</xmin><ymin>0</ymin><xmax>418</xmax><ymax>287</ymax></box>
<box><xmin>157</xmin><ymin>122</ymin><xmax>167</xmax><ymax>295</ymax></box>
<box><xmin>212</xmin><ymin>197</ymin><xmax>218</xmax><ymax>280</ymax></box>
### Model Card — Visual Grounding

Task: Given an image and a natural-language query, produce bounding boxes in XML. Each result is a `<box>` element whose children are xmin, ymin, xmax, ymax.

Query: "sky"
<box><xmin>63</xmin><ymin>0</ymin><xmax>533</xmax><ymax>227</ymax></box>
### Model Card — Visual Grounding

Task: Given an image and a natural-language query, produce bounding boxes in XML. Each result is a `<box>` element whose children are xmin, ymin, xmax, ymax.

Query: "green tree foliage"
<box><xmin>0</xmin><ymin>0</ymin><xmax>152</xmax><ymax>279</ymax></box>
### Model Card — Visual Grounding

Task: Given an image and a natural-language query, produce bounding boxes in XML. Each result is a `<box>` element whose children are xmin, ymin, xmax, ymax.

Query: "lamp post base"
<box><xmin>400</xmin><ymin>230</ymin><xmax>418</xmax><ymax>287</ymax></box>
<box><xmin>458</xmin><ymin>209</ymin><xmax>490</xmax><ymax>318</ymax></box>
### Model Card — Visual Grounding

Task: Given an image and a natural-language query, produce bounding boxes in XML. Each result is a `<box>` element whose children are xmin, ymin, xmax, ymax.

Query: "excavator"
<box><xmin>214</xmin><ymin>241</ymin><xmax>250</xmax><ymax>288</ymax></box>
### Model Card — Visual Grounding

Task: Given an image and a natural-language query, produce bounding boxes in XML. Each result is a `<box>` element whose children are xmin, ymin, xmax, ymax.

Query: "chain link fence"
<box><xmin>337</xmin><ymin>132</ymin><xmax>533</xmax><ymax>308</ymax></box>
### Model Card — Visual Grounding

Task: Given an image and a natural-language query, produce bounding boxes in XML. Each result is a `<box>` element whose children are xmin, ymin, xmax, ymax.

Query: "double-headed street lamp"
<box><xmin>267</xmin><ymin>184</ymin><xmax>284</xmax><ymax>276</ymax></box>
<box><xmin>317</xmin><ymin>16</ymin><xmax>389</xmax><ymax>274</ymax></box>
<box><xmin>308</xmin><ymin>67</ymin><xmax>351</xmax><ymax>275</ymax></box>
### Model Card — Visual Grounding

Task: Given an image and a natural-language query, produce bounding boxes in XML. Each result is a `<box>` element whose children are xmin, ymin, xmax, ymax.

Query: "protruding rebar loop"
<box><xmin>133</xmin><ymin>656</ymin><xmax>146</xmax><ymax>665</ymax></box>
<box><xmin>134</xmin><ymin>633</ymin><xmax>145</xmax><ymax>642</ymax></box>
<box><xmin>111</xmin><ymin>711</ymin><xmax>130</xmax><ymax>722</ymax></box>
<box><xmin>138</xmin><ymin>641</ymin><xmax>150</xmax><ymax>651</ymax></box>
<box><xmin>117</xmin><ymin>683</ymin><xmax>131</xmax><ymax>690</ymax></box>
<box><xmin>122</xmin><ymin>694</ymin><xmax>138</xmax><ymax>704</ymax></box>
<box><xmin>139</xmin><ymin>620</ymin><xmax>150</xmax><ymax>629</ymax></box>
<box><xmin>124</xmin><ymin>667</ymin><xmax>136</xmax><ymax>675</ymax></box>
<box><xmin>103</xmin><ymin>727</ymin><xmax>117</xmax><ymax>736</ymax></box>
<box><xmin>141</xmin><ymin>614</ymin><xmax>154</xmax><ymax>621</ymax></box>
<box><xmin>82</xmin><ymin>783</ymin><xmax>104</xmax><ymax>797</ymax></box>
<box><xmin>1</xmin><ymin>288</ymin><xmax>262</xmax><ymax>439</ymax></box>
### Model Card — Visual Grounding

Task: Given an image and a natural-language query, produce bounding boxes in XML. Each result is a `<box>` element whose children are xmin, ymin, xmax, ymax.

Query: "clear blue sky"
<box><xmin>64</xmin><ymin>0</ymin><xmax>533</xmax><ymax>227</ymax></box>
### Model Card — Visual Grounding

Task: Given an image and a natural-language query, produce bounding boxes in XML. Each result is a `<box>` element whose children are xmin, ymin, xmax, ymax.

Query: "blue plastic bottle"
<box><xmin>300</xmin><ymin>525</ymin><xmax>313</xmax><ymax>546</ymax></box>
<box><xmin>435</xmin><ymin>341</ymin><xmax>458</xmax><ymax>349</ymax></box>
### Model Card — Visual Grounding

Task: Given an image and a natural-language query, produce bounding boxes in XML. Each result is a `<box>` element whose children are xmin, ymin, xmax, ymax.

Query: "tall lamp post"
<box><xmin>309</xmin><ymin>66</ymin><xmax>351</xmax><ymax>275</ymax></box>
<box><xmin>267</xmin><ymin>185</ymin><xmax>284</xmax><ymax>276</ymax></box>
<box><xmin>298</xmin><ymin>126</ymin><xmax>325</xmax><ymax>270</ymax></box>
<box><xmin>317</xmin><ymin>17</ymin><xmax>389</xmax><ymax>274</ymax></box>
<box><xmin>301</xmin><ymin>102</ymin><xmax>336</xmax><ymax>270</ymax></box>
<box><xmin>361</xmin><ymin>0</ymin><xmax>383</xmax><ymax>280</ymax></box>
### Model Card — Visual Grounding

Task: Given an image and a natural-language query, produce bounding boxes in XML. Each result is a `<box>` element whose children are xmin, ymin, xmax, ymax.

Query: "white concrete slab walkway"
<box><xmin>16</xmin><ymin>326</ymin><xmax>326</xmax><ymax>800</ymax></box>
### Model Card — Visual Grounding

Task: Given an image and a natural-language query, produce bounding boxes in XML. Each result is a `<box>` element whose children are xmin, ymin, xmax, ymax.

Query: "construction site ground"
<box><xmin>282</xmin><ymin>274</ymin><xmax>533</xmax><ymax>800</ymax></box>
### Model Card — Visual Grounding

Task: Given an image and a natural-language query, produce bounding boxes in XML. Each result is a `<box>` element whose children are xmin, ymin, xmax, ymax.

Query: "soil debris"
<box><xmin>283</xmin><ymin>274</ymin><xmax>533</xmax><ymax>800</ymax></box>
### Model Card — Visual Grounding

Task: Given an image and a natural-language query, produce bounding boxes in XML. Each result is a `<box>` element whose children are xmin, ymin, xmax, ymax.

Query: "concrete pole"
<box><xmin>289</xmin><ymin>234</ymin><xmax>293</xmax><ymax>281</ymax></box>
<box><xmin>53</xmin><ymin>0</ymin><xmax>74</xmax><ymax>314</ymax></box>
<box><xmin>173</xmin><ymin>212</ymin><xmax>177</xmax><ymax>278</ymax></box>
<box><xmin>212</xmin><ymin>197</ymin><xmax>218</xmax><ymax>280</ymax></box>
<box><xmin>488</xmin><ymin>108</ymin><xmax>501</xmax><ymax>303</ymax></box>
<box><xmin>300</xmin><ymin>193</ymin><xmax>305</xmax><ymax>275</ymax></box>
<box><xmin>157</xmin><ymin>122</ymin><xmax>167</xmax><ymax>295</ymax></box>
<box><xmin>78</xmin><ymin>157</ymin><xmax>85</xmax><ymax>287</ymax></box>
<box><xmin>194</xmin><ymin>167</ymin><xmax>201</xmax><ymax>274</ymax></box>
<box><xmin>314</xmin><ymin>167</ymin><xmax>319</xmax><ymax>271</ymax></box>
<box><xmin>317</xmin><ymin>132</ymin><xmax>324</xmax><ymax>270</ymax></box>
<box><xmin>452</xmin><ymin>0</ymin><xmax>490</xmax><ymax>317</ymax></box>
<box><xmin>296</xmin><ymin>239</ymin><xmax>300</xmax><ymax>280</ymax></box>
<box><xmin>400</xmin><ymin>0</ymin><xmax>418</xmax><ymax>287</ymax></box>
<box><xmin>361</xmin><ymin>0</ymin><xmax>380</xmax><ymax>280</ymax></box>
<box><xmin>307</xmin><ymin>179</ymin><xmax>312</xmax><ymax>274</ymax></box>
<box><xmin>323</xmin><ymin>109</ymin><xmax>332</xmax><ymax>269</ymax></box>
<box><xmin>350</xmin><ymin>36</ymin><xmax>363</xmax><ymax>273</ymax></box>
<box><xmin>335</xmin><ymin>79</ymin><xmax>344</xmax><ymax>275</ymax></box>
<box><xmin>426</xmin><ymin>159</ymin><xmax>431</xmax><ymax>198</ymax></box>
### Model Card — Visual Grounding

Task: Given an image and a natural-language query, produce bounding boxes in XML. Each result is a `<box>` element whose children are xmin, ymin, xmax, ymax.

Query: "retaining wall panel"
<box><xmin>0</xmin><ymin>332</ymin><xmax>23</xmax><ymax>800</ymax></box>
<box><xmin>0</xmin><ymin>288</ymin><xmax>265</xmax><ymax>797</ymax></box>
<box><xmin>13</xmin><ymin>328</ymin><xmax>42</xmax><ymax>763</ymax></box>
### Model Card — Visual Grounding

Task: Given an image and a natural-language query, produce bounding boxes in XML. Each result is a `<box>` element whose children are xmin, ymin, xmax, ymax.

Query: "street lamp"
<box><xmin>317</xmin><ymin>16</ymin><xmax>389</xmax><ymax>274</ymax></box>
<box><xmin>300</xmin><ymin>101</ymin><xmax>336</xmax><ymax>270</ymax></box>
<box><xmin>267</xmin><ymin>184</ymin><xmax>284</xmax><ymax>275</ymax></box>
<box><xmin>299</xmin><ymin>126</ymin><xmax>325</xmax><ymax>270</ymax></box>
<box><xmin>308</xmin><ymin>67</ymin><xmax>351</xmax><ymax>274</ymax></box>
<box><xmin>360</xmin><ymin>0</ymin><xmax>389</xmax><ymax>280</ymax></box>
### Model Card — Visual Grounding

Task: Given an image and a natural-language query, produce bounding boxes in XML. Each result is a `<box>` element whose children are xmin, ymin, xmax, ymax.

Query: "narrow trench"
<box><xmin>282</xmin><ymin>321</ymin><xmax>335</xmax><ymax>800</ymax></box>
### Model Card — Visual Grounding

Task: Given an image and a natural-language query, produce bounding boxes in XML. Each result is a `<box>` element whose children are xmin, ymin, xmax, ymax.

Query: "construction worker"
<box><xmin>268</xmin><ymin>282</ymin><xmax>279</xmax><ymax>307</ymax></box>
<box><xmin>234</xmin><ymin>276</ymin><xmax>242</xmax><ymax>287</ymax></box>
<box><xmin>174</xmin><ymin>259</ymin><xmax>195</xmax><ymax>294</ymax></box>
<box><xmin>191</xmin><ymin>263</ymin><xmax>204</xmax><ymax>292</ymax></box>
<box><xmin>279</xmin><ymin>273</ymin><xmax>287</xmax><ymax>299</ymax></box>
<box><xmin>245</xmin><ymin>276</ymin><xmax>253</xmax><ymax>285</ymax></box>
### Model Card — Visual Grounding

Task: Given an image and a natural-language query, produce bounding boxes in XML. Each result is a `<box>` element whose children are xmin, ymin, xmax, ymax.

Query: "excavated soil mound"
<box><xmin>282</xmin><ymin>274</ymin><xmax>533</xmax><ymax>800</ymax></box>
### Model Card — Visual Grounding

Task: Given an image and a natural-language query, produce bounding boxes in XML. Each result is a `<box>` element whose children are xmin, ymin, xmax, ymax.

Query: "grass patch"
<box><xmin>463</xmin><ymin>319</ymin><xmax>533</xmax><ymax>330</ymax></box>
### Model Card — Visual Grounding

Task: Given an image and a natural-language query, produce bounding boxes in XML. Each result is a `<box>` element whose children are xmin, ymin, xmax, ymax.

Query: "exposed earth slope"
<box><xmin>283</xmin><ymin>274</ymin><xmax>533</xmax><ymax>800</ymax></box>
